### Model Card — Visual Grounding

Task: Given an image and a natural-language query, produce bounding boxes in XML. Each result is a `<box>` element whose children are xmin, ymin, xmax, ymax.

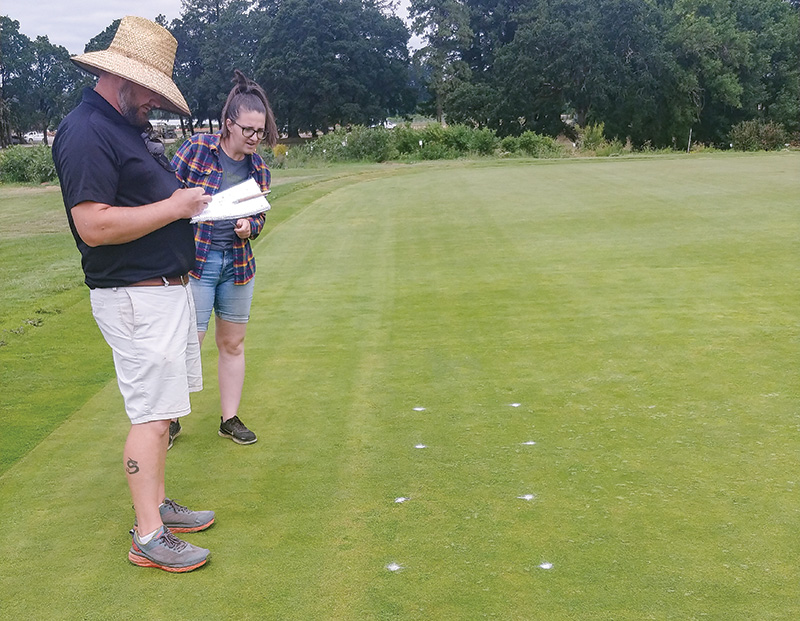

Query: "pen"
<box><xmin>232</xmin><ymin>190</ymin><xmax>271</xmax><ymax>204</ymax></box>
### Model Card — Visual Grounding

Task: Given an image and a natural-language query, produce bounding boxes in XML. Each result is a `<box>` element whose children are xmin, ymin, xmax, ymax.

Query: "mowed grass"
<box><xmin>1</xmin><ymin>153</ymin><xmax>798</xmax><ymax>619</ymax></box>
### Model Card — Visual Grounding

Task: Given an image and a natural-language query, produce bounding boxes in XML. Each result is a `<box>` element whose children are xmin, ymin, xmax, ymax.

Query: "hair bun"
<box><xmin>233</xmin><ymin>68</ymin><xmax>250</xmax><ymax>92</ymax></box>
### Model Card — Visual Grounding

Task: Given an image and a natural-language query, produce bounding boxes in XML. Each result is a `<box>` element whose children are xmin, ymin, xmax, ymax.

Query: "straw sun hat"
<box><xmin>71</xmin><ymin>15</ymin><xmax>190</xmax><ymax>116</ymax></box>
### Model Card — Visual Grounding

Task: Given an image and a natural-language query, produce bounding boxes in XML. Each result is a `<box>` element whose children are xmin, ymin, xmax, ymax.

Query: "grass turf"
<box><xmin>0</xmin><ymin>153</ymin><xmax>798</xmax><ymax>618</ymax></box>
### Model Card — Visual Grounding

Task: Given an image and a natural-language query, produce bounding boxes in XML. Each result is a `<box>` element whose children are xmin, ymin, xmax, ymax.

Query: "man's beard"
<box><xmin>118</xmin><ymin>82</ymin><xmax>148</xmax><ymax>127</ymax></box>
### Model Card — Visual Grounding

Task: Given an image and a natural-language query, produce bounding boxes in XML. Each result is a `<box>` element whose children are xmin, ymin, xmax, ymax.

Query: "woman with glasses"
<box><xmin>172</xmin><ymin>70</ymin><xmax>279</xmax><ymax>446</ymax></box>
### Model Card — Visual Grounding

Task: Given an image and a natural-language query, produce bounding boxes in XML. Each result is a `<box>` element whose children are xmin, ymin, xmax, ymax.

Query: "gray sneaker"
<box><xmin>218</xmin><ymin>415</ymin><xmax>257</xmax><ymax>445</ymax></box>
<box><xmin>167</xmin><ymin>420</ymin><xmax>181</xmax><ymax>450</ymax></box>
<box><xmin>129</xmin><ymin>526</ymin><xmax>209</xmax><ymax>572</ymax></box>
<box><xmin>133</xmin><ymin>498</ymin><xmax>215</xmax><ymax>533</ymax></box>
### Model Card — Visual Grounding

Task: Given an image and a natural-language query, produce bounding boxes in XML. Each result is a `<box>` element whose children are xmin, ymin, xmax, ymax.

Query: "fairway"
<box><xmin>1</xmin><ymin>154</ymin><xmax>799</xmax><ymax>618</ymax></box>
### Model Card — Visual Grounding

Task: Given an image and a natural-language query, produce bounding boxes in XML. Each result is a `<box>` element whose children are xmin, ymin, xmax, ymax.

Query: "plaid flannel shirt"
<box><xmin>172</xmin><ymin>133</ymin><xmax>271</xmax><ymax>284</ymax></box>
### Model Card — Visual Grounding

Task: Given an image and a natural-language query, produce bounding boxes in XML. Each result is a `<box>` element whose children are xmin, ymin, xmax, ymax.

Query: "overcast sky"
<box><xmin>6</xmin><ymin>0</ymin><xmax>416</xmax><ymax>57</ymax></box>
<box><xmin>8</xmin><ymin>1</ymin><xmax>184</xmax><ymax>55</ymax></box>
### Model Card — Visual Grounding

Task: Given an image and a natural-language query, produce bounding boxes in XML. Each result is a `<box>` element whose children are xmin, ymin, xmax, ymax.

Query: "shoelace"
<box><xmin>226</xmin><ymin>416</ymin><xmax>245</xmax><ymax>431</ymax></box>
<box><xmin>163</xmin><ymin>498</ymin><xmax>191</xmax><ymax>514</ymax></box>
<box><xmin>159</xmin><ymin>528</ymin><xmax>188</xmax><ymax>552</ymax></box>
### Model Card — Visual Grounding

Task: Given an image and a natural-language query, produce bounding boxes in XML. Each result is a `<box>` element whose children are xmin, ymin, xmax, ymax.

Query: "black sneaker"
<box><xmin>167</xmin><ymin>420</ymin><xmax>182</xmax><ymax>450</ymax></box>
<box><xmin>218</xmin><ymin>416</ymin><xmax>257</xmax><ymax>445</ymax></box>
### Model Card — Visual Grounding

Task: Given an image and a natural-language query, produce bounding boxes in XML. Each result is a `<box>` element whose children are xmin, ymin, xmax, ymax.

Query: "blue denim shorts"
<box><xmin>190</xmin><ymin>249</ymin><xmax>255</xmax><ymax>332</ymax></box>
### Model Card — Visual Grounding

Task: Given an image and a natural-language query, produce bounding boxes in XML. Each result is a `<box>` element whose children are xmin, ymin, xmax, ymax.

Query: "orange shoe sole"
<box><xmin>132</xmin><ymin>517</ymin><xmax>215</xmax><ymax>534</ymax></box>
<box><xmin>128</xmin><ymin>551</ymin><xmax>208</xmax><ymax>572</ymax></box>
<box><xmin>168</xmin><ymin>517</ymin><xmax>215</xmax><ymax>533</ymax></box>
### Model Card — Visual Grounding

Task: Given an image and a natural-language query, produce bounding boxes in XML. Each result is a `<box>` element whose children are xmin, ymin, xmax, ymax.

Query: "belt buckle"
<box><xmin>161</xmin><ymin>276</ymin><xmax>170</xmax><ymax>287</ymax></box>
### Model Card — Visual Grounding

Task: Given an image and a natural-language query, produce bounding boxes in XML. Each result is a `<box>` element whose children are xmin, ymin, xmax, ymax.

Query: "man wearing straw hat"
<box><xmin>53</xmin><ymin>16</ymin><xmax>215</xmax><ymax>572</ymax></box>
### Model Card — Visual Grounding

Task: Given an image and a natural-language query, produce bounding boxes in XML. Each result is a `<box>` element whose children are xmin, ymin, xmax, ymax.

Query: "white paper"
<box><xmin>190</xmin><ymin>177</ymin><xmax>271</xmax><ymax>223</ymax></box>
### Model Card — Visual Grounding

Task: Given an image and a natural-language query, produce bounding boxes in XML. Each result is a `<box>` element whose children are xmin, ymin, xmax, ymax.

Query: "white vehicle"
<box><xmin>24</xmin><ymin>132</ymin><xmax>44</xmax><ymax>143</ymax></box>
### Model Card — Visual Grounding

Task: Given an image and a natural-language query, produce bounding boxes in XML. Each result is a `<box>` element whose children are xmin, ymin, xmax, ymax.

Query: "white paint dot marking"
<box><xmin>386</xmin><ymin>562</ymin><xmax>403</xmax><ymax>572</ymax></box>
<box><xmin>539</xmin><ymin>562</ymin><xmax>553</xmax><ymax>570</ymax></box>
<box><xmin>509</xmin><ymin>403</ymin><xmax>521</xmax><ymax>407</ymax></box>
<box><xmin>522</xmin><ymin>441</ymin><xmax>537</xmax><ymax>445</ymax></box>
<box><xmin>517</xmin><ymin>494</ymin><xmax>536</xmax><ymax>501</ymax></box>
<box><xmin>413</xmin><ymin>407</ymin><xmax>426</xmax><ymax>411</ymax></box>
<box><xmin>395</xmin><ymin>497</ymin><xmax>409</xmax><ymax>503</ymax></box>
<box><xmin>415</xmin><ymin>444</ymin><xmax>427</xmax><ymax>449</ymax></box>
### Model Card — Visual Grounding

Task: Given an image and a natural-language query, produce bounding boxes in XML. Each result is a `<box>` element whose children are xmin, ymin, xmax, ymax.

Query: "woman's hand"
<box><xmin>234</xmin><ymin>218</ymin><xmax>252</xmax><ymax>239</ymax></box>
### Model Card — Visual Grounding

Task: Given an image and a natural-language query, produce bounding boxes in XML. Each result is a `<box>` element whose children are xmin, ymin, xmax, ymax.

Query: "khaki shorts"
<box><xmin>90</xmin><ymin>284</ymin><xmax>202</xmax><ymax>424</ymax></box>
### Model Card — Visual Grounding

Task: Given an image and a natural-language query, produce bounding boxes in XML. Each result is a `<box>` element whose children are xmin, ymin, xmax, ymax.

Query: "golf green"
<box><xmin>1</xmin><ymin>153</ymin><xmax>798</xmax><ymax>618</ymax></box>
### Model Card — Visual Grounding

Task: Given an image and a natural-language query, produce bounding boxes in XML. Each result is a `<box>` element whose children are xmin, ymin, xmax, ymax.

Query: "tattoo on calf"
<box><xmin>126</xmin><ymin>458</ymin><xmax>140</xmax><ymax>475</ymax></box>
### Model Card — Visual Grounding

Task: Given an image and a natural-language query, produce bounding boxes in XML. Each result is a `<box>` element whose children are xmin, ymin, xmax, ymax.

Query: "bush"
<box><xmin>470</xmin><ymin>127</ymin><xmax>499</xmax><ymax>156</ymax></box>
<box><xmin>517</xmin><ymin>131</ymin><xmax>565</xmax><ymax>158</ymax></box>
<box><xmin>344</xmin><ymin>126</ymin><xmax>398</xmax><ymax>162</ymax></box>
<box><xmin>730</xmin><ymin>120</ymin><xmax>787</xmax><ymax>151</ymax></box>
<box><xmin>420</xmin><ymin>124</ymin><xmax>448</xmax><ymax>152</ymax></box>
<box><xmin>393</xmin><ymin>125</ymin><xmax>424</xmax><ymax>155</ymax></box>
<box><xmin>595</xmin><ymin>139</ymin><xmax>626</xmax><ymax>157</ymax></box>
<box><xmin>419</xmin><ymin>142</ymin><xmax>457</xmax><ymax>160</ymax></box>
<box><xmin>310</xmin><ymin>129</ymin><xmax>350</xmax><ymax>161</ymax></box>
<box><xmin>0</xmin><ymin>146</ymin><xmax>57</xmax><ymax>183</ymax></box>
<box><xmin>500</xmin><ymin>136</ymin><xmax>520</xmax><ymax>153</ymax></box>
<box><xmin>577</xmin><ymin>123</ymin><xmax>606</xmax><ymax>151</ymax></box>
<box><xmin>439</xmin><ymin>124</ymin><xmax>473</xmax><ymax>154</ymax></box>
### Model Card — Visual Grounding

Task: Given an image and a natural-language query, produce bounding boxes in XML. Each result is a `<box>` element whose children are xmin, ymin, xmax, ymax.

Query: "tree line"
<box><xmin>1</xmin><ymin>0</ymin><xmax>798</xmax><ymax>148</ymax></box>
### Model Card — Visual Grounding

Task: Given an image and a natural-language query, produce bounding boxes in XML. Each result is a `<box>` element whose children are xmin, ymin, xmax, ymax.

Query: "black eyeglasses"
<box><xmin>232</xmin><ymin>120</ymin><xmax>267</xmax><ymax>140</ymax></box>
<box><xmin>141</xmin><ymin>130</ymin><xmax>177</xmax><ymax>174</ymax></box>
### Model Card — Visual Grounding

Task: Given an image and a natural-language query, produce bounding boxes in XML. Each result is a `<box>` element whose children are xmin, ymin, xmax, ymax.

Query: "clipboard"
<box><xmin>190</xmin><ymin>177</ymin><xmax>271</xmax><ymax>223</ymax></box>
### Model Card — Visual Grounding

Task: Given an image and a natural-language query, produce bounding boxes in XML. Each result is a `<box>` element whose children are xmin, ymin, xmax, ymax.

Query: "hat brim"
<box><xmin>72</xmin><ymin>51</ymin><xmax>190</xmax><ymax>117</ymax></box>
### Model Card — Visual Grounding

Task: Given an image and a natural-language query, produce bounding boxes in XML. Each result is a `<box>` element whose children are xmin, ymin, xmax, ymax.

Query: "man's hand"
<box><xmin>171</xmin><ymin>187</ymin><xmax>211</xmax><ymax>220</ymax></box>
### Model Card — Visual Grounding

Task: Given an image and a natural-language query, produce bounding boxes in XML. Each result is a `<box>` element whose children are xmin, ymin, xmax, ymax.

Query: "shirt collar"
<box><xmin>81</xmin><ymin>87</ymin><xmax>144</xmax><ymax>130</ymax></box>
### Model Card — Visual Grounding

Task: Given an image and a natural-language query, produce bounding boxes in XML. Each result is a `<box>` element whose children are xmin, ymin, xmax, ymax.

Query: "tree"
<box><xmin>487</xmin><ymin>0</ymin><xmax>680</xmax><ymax>142</ymax></box>
<box><xmin>24</xmin><ymin>36</ymin><xmax>85</xmax><ymax>144</ymax></box>
<box><xmin>732</xmin><ymin>0</ymin><xmax>800</xmax><ymax>134</ymax></box>
<box><xmin>171</xmin><ymin>0</ymin><xmax>264</xmax><ymax>130</ymax></box>
<box><xmin>258</xmin><ymin>0</ymin><xmax>414</xmax><ymax>136</ymax></box>
<box><xmin>662</xmin><ymin>0</ymin><xmax>755</xmax><ymax>145</ymax></box>
<box><xmin>1</xmin><ymin>16</ymin><xmax>33</xmax><ymax>145</ymax></box>
<box><xmin>408</xmin><ymin>0</ymin><xmax>473</xmax><ymax>123</ymax></box>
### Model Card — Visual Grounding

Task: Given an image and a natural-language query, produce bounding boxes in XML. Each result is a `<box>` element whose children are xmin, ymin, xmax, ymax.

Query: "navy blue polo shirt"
<box><xmin>53</xmin><ymin>87</ymin><xmax>196</xmax><ymax>289</ymax></box>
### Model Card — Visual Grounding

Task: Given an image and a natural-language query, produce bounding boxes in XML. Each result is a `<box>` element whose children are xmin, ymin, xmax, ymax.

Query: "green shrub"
<box><xmin>578</xmin><ymin>122</ymin><xmax>606</xmax><ymax>151</ymax></box>
<box><xmin>343</xmin><ymin>126</ymin><xmax>398</xmax><ymax>162</ymax></box>
<box><xmin>419</xmin><ymin>142</ymin><xmax>457</xmax><ymax>160</ymax></box>
<box><xmin>500</xmin><ymin>136</ymin><xmax>520</xmax><ymax>153</ymax></box>
<box><xmin>393</xmin><ymin>125</ymin><xmax>424</xmax><ymax>154</ymax></box>
<box><xmin>164</xmin><ymin>139</ymin><xmax>181</xmax><ymax>161</ymax></box>
<box><xmin>470</xmin><ymin>127</ymin><xmax>499</xmax><ymax>155</ymax></box>
<box><xmin>420</xmin><ymin>124</ymin><xmax>448</xmax><ymax>150</ymax></box>
<box><xmin>730</xmin><ymin>120</ymin><xmax>787</xmax><ymax>151</ymax></box>
<box><xmin>0</xmin><ymin>146</ymin><xmax>57</xmax><ymax>183</ymax></box>
<box><xmin>518</xmin><ymin>131</ymin><xmax>564</xmax><ymax>158</ymax></box>
<box><xmin>310</xmin><ymin>129</ymin><xmax>350</xmax><ymax>161</ymax></box>
<box><xmin>440</xmin><ymin>124</ymin><xmax>473</xmax><ymax>154</ymax></box>
<box><xmin>595</xmin><ymin>139</ymin><xmax>626</xmax><ymax>157</ymax></box>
